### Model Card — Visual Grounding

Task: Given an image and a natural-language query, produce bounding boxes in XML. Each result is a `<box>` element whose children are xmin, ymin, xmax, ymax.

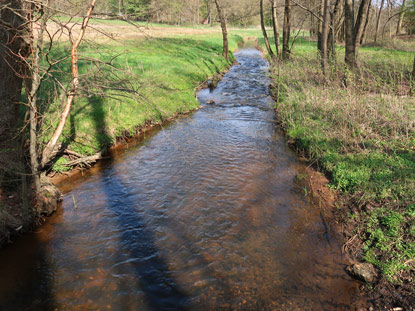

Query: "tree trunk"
<box><xmin>272</xmin><ymin>0</ymin><xmax>281</xmax><ymax>57</ymax></box>
<box><xmin>214</xmin><ymin>0</ymin><xmax>229</xmax><ymax>60</ymax></box>
<box><xmin>396</xmin><ymin>0</ymin><xmax>407</xmax><ymax>35</ymax></box>
<box><xmin>344</xmin><ymin>0</ymin><xmax>370</xmax><ymax>68</ymax></box>
<box><xmin>321</xmin><ymin>0</ymin><xmax>330</xmax><ymax>72</ymax></box>
<box><xmin>310</xmin><ymin>12</ymin><xmax>315</xmax><ymax>37</ymax></box>
<box><xmin>344</xmin><ymin>0</ymin><xmax>356</xmax><ymax>68</ymax></box>
<box><xmin>360</xmin><ymin>1</ymin><xmax>371</xmax><ymax>45</ymax></box>
<box><xmin>317</xmin><ymin>0</ymin><xmax>325</xmax><ymax>52</ymax></box>
<box><xmin>260</xmin><ymin>0</ymin><xmax>274</xmax><ymax>58</ymax></box>
<box><xmin>329</xmin><ymin>0</ymin><xmax>341</xmax><ymax>59</ymax></box>
<box><xmin>206</xmin><ymin>0</ymin><xmax>211</xmax><ymax>24</ymax></box>
<box><xmin>374</xmin><ymin>0</ymin><xmax>385</xmax><ymax>42</ymax></box>
<box><xmin>412</xmin><ymin>55</ymin><xmax>415</xmax><ymax>80</ymax></box>
<box><xmin>353</xmin><ymin>0</ymin><xmax>370</xmax><ymax>51</ymax></box>
<box><xmin>282</xmin><ymin>0</ymin><xmax>291</xmax><ymax>59</ymax></box>
<box><xmin>0</xmin><ymin>1</ymin><xmax>30</xmax><ymax>187</ymax></box>
<box><xmin>28</xmin><ymin>3</ymin><xmax>49</xmax><ymax>194</ymax></box>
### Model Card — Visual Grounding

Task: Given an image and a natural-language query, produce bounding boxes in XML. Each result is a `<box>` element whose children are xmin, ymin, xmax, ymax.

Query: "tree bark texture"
<box><xmin>271</xmin><ymin>0</ymin><xmax>281</xmax><ymax>57</ymax></box>
<box><xmin>282</xmin><ymin>0</ymin><xmax>291</xmax><ymax>59</ymax></box>
<box><xmin>317</xmin><ymin>0</ymin><xmax>324</xmax><ymax>52</ymax></box>
<box><xmin>360</xmin><ymin>1</ymin><xmax>371</xmax><ymax>44</ymax></box>
<box><xmin>0</xmin><ymin>0</ymin><xmax>30</xmax><ymax>187</ymax></box>
<box><xmin>321</xmin><ymin>0</ymin><xmax>330</xmax><ymax>72</ymax></box>
<box><xmin>344</xmin><ymin>0</ymin><xmax>370</xmax><ymax>68</ymax></box>
<box><xmin>28</xmin><ymin>1</ymin><xmax>49</xmax><ymax>193</ymax></box>
<box><xmin>374</xmin><ymin>0</ymin><xmax>385</xmax><ymax>42</ymax></box>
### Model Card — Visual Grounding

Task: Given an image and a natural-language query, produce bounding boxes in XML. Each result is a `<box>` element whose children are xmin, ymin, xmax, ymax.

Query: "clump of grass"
<box><xmin>271</xmin><ymin>42</ymin><xmax>415</xmax><ymax>293</ymax></box>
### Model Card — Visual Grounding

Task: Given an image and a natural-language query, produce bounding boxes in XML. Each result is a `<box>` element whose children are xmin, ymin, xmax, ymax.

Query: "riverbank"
<box><xmin>270</xmin><ymin>37</ymin><xmax>415</xmax><ymax>309</ymax></box>
<box><xmin>0</xmin><ymin>27</ymin><xmax>245</xmax><ymax>248</ymax></box>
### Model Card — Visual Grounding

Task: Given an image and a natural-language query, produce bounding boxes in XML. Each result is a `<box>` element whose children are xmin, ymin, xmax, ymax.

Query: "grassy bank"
<box><xmin>1</xmin><ymin>25</ymin><xmax>245</xmax><ymax>247</ymax></box>
<box><xmin>271</xmin><ymin>38</ymin><xmax>415</xmax><ymax>306</ymax></box>
<box><xmin>39</xmin><ymin>32</ymin><xmax>243</xmax><ymax>172</ymax></box>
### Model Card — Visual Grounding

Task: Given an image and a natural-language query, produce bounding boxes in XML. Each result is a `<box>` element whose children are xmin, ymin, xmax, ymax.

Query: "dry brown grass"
<box><xmin>43</xmin><ymin>19</ymin><xmax>223</xmax><ymax>43</ymax></box>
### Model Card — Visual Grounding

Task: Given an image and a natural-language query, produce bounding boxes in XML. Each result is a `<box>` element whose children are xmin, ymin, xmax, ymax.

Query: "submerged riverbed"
<box><xmin>0</xmin><ymin>49</ymin><xmax>361</xmax><ymax>310</ymax></box>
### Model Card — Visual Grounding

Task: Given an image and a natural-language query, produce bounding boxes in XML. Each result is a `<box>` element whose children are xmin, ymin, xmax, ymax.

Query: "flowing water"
<box><xmin>0</xmin><ymin>49</ymin><xmax>361</xmax><ymax>310</ymax></box>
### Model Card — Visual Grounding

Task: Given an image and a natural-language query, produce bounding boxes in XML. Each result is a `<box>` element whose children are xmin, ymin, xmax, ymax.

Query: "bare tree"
<box><xmin>321</xmin><ymin>0</ymin><xmax>331</xmax><ymax>72</ymax></box>
<box><xmin>260</xmin><ymin>0</ymin><xmax>275</xmax><ymax>58</ymax></box>
<box><xmin>375</xmin><ymin>0</ymin><xmax>386</xmax><ymax>42</ymax></box>
<box><xmin>271</xmin><ymin>0</ymin><xmax>281</xmax><ymax>57</ymax></box>
<box><xmin>396</xmin><ymin>0</ymin><xmax>407</xmax><ymax>34</ymax></box>
<box><xmin>41</xmin><ymin>0</ymin><xmax>98</xmax><ymax>167</ymax></box>
<box><xmin>214</xmin><ymin>0</ymin><xmax>229</xmax><ymax>60</ymax></box>
<box><xmin>27</xmin><ymin>0</ymin><xmax>49</xmax><ymax>193</ymax></box>
<box><xmin>283</xmin><ymin>0</ymin><xmax>291</xmax><ymax>59</ymax></box>
<box><xmin>205</xmin><ymin>0</ymin><xmax>212</xmax><ymax>24</ymax></box>
<box><xmin>344</xmin><ymin>0</ymin><xmax>371</xmax><ymax>68</ymax></box>
<box><xmin>360</xmin><ymin>0</ymin><xmax>371</xmax><ymax>44</ymax></box>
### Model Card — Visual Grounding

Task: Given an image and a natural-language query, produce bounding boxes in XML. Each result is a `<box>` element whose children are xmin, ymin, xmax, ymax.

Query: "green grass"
<box><xmin>270</xmin><ymin>37</ymin><xmax>415</xmax><ymax>288</ymax></box>
<box><xmin>36</xmin><ymin>33</ymin><xmax>243</xmax><ymax>167</ymax></box>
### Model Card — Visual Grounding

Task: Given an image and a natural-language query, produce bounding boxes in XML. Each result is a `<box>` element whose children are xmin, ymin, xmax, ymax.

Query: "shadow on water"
<box><xmin>89</xmin><ymin>97</ymin><xmax>189</xmax><ymax>310</ymax></box>
<box><xmin>0</xmin><ymin>225</ymin><xmax>57</xmax><ymax>311</ymax></box>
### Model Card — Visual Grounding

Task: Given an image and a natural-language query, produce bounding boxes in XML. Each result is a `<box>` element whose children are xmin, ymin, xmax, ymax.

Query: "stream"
<box><xmin>0</xmin><ymin>49</ymin><xmax>360</xmax><ymax>310</ymax></box>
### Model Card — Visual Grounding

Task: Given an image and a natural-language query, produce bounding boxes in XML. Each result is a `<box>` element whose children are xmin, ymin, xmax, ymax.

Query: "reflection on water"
<box><xmin>0</xmin><ymin>49</ymin><xmax>361</xmax><ymax>310</ymax></box>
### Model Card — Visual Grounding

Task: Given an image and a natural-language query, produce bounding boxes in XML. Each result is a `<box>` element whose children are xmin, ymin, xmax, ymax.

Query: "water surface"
<box><xmin>0</xmin><ymin>49</ymin><xmax>360</xmax><ymax>310</ymax></box>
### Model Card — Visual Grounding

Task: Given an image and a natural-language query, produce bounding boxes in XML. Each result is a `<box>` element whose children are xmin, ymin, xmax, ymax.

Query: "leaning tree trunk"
<box><xmin>360</xmin><ymin>1</ymin><xmax>371</xmax><ymax>45</ymax></box>
<box><xmin>214</xmin><ymin>0</ymin><xmax>229</xmax><ymax>60</ymax></box>
<box><xmin>272</xmin><ymin>0</ymin><xmax>281</xmax><ymax>58</ymax></box>
<box><xmin>0</xmin><ymin>1</ymin><xmax>30</xmax><ymax>188</ymax></box>
<box><xmin>282</xmin><ymin>0</ymin><xmax>291</xmax><ymax>59</ymax></box>
<box><xmin>41</xmin><ymin>0</ymin><xmax>98</xmax><ymax>167</ymax></box>
<box><xmin>353</xmin><ymin>0</ymin><xmax>370</xmax><ymax>52</ymax></box>
<box><xmin>260</xmin><ymin>0</ymin><xmax>274</xmax><ymax>58</ymax></box>
<box><xmin>396</xmin><ymin>0</ymin><xmax>407</xmax><ymax>35</ymax></box>
<box><xmin>374</xmin><ymin>0</ymin><xmax>385</xmax><ymax>43</ymax></box>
